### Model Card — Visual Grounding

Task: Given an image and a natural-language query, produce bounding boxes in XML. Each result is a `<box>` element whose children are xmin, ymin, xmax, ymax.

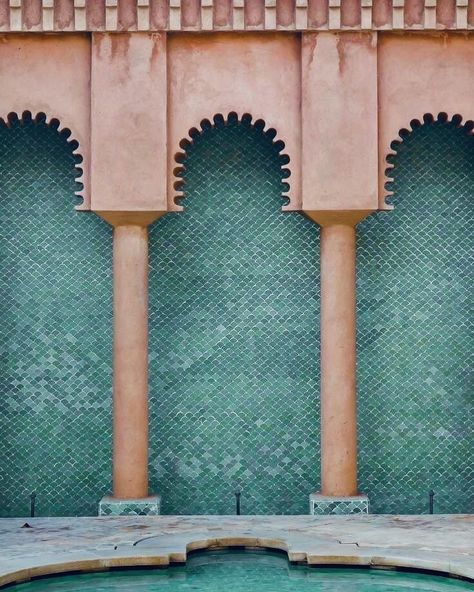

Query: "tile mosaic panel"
<box><xmin>0</xmin><ymin>117</ymin><xmax>471</xmax><ymax>517</ymax></box>
<box><xmin>149</xmin><ymin>119</ymin><xmax>321</xmax><ymax>515</ymax></box>
<box><xmin>0</xmin><ymin>120</ymin><xmax>112</xmax><ymax>517</ymax></box>
<box><xmin>357</xmin><ymin>121</ymin><xmax>474</xmax><ymax>514</ymax></box>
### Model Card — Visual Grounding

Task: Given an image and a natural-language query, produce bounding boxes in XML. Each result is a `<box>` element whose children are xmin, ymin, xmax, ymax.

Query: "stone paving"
<box><xmin>0</xmin><ymin>515</ymin><xmax>473</xmax><ymax>587</ymax></box>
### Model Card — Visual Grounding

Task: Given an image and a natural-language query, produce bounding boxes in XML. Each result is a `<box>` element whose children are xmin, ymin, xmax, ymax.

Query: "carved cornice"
<box><xmin>0</xmin><ymin>0</ymin><xmax>472</xmax><ymax>33</ymax></box>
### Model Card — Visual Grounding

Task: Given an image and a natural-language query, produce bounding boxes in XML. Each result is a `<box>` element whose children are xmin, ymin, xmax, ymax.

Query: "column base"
<box><xmin>99</xmin><ymin>495</ymin><xmax>161</xmax><ymax>516</ymax></box>
<box><xmin>309</xmin><ymin>493</ymin><xmax>369</xmax><ymax>515</ymax></box>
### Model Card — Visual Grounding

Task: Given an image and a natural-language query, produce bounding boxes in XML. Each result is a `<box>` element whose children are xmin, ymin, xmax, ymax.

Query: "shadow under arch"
<box><xmin>148</xmin><ymin>114</ymin><xmax>320</xmax><ymax>515</ymax></box>
<box><xmin>171</xmin><ymin>112</ymin><xmax>292</xmax><ymax>210</ymax></box>
<box><xmin>383</xmin><ymin>112</ymin><xmax>474</xmax><ymax>208</ymax></box>
<box><xmin>0</xmin><ymin>115</ymin><xmax>112</xmax><ymax>517</ymax></box>
<box><xmin>0</xmin><ymin>110</ymin><xmax>86</xmax><ymax>209</ymax></box>
<box><xmin>357</xmin><ymin>114</ymin><xmax>474</xmax><ymax>514</ymax></box>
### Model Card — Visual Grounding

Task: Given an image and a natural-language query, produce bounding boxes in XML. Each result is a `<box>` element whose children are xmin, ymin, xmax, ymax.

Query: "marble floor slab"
<box><xmin>0</xmin><ymin>515</ymin><xmax>473</xmax><ymax>588</ymax></box>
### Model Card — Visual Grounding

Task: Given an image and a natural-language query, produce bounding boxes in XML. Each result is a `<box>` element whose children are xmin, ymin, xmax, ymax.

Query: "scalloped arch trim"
<box><xmin>0</xmin><ymin>110</ymin><xmax>87</xmax><ymax>210</ymax></box>
<box><xmin>171</xmin><ymin>112</ymin><xmax>292</xmax><ymax>211</ymax></box>
<box><xmin>382</xmin><ymin>112</ymin><xmax>474</xmax><ymax>209</ymax></box>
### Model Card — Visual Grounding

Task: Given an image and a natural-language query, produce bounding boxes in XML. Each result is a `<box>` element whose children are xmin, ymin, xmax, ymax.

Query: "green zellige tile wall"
<box><xmin>0</xmin><ymin>118</ymin><xmax>112</xmax><ymax>517</ymax></box>
<box><xmin>357</xmin><ymin>121</ymin><xmax>473</xmax><ymax>514</ymax></box>
<box><xmin>148</xmin><ymin>118</ymin><xmax>320</xmax><ymax>514</ymax></box>
<box><xmin>0</xmin><ymin>116</ymin><xmax>472</xmax><ymax>516</ymax></box>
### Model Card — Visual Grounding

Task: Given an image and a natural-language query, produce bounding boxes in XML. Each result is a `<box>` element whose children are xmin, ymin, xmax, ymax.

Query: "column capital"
<box><xmin>94</xmin><ymin>211</ymin><xmax>167</xmax><ymax>228</ymax></box>
<box><xmin>303</xmin><ymin>210</ymin><xmax>374</xmax><ymax>228</ymax></box>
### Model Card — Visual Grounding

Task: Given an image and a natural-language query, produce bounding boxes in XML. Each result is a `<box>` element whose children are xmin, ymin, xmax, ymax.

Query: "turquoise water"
<box><xmin>6</xmin><ymin>551</ymin><xmax>473</xmax><ymax>591</ymax></box>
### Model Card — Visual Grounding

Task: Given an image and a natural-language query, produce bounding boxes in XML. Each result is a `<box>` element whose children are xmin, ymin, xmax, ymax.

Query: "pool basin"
<box><xmin>4</xmin><ymin>550</ymin><xmax>473</xmax><ymax>591</ymax></box>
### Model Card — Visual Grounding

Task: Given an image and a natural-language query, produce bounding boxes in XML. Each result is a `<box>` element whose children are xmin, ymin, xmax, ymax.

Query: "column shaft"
<box><xmin>320</xmin><ymin>223</ymin><xmax>358</xmax><ymax>497</ymax></box>
<box><xmin>112</xmin><ymin>224</ymin><xmax>149</xmax><ymax>499</ymax></box>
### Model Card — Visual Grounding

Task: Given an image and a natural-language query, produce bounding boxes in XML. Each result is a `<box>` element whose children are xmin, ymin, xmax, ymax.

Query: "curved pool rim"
<box><xmin>1</xmin><ymin>537</ymin><xmax>473</xmax><ymax>589</ymax></box>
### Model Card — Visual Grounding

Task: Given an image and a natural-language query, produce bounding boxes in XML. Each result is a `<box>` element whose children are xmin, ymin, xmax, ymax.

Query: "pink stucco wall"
<box><xmin>302</xmin><ymin>32</ymin><xmax>378</xmax><ymax>213</ymax></box>
<box><xmin>0</xmin><ymin>34</ymin><xmax>90</xmax><ymax>208</ymax></box>
<box><xmin>91</xmin><ymin>33</ymin><xmax>168</xmax><ymax>213</ymax></box>
<box><xmin>0</xmin><ymin>30</ymin><xmax>472</xmax><ymax>216</ymax></box>
<box><xmin>378</xmin><ymin>33</ymin><xmax>474</xmax><ymax>208</ymax></box>
<box><xmin>167</xmin><ymin>32</ymin><xmax>302</xmax><ymax>211</ymax></box>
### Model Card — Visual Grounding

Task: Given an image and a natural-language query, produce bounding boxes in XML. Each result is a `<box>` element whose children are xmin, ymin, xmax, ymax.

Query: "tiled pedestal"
<box><xmin>98</xmin><ymin>495</ymin><xmax>161</xmax><ymax>516</ymax></box>
<box><xmin>309</xmin><ymin>493</ymin><xmax>369</xmax><ymax>515</ymax></box>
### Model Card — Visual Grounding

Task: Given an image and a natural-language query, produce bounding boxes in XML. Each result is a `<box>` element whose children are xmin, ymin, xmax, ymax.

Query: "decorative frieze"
<box><xmin>0</xmin><ymin>0</ymin><xmax>472</xmax><ymax>32</ymax></box>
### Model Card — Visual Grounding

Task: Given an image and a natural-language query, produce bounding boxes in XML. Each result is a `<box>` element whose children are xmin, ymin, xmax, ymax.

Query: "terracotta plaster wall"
<box><xmin>1</xmin><ymin>31</ymin><xmax>474</xmax><ymax>216</ymax></box>
<box><xmin>301</xmin><ymin>32</ymin><xmax>378</xmax><ymax>213</ymax></box>
<box><xmin>167</xmin><ymin>32</ymin><xmax>302</xmax><ymax>211</ymax></box>
<box><xmin>0</xmin><ymin>34</ymin><xmax>91</xmax><ymax>208</ymax></box>
<box><xmin>378</xmin><ymin>33</ymin><xmax>474</xmax><ymax>209</ymax></box>
<box><xmin>91</xmin><ymin>33</ymin><xmax>168</xmax><ymax>213</ymax></box>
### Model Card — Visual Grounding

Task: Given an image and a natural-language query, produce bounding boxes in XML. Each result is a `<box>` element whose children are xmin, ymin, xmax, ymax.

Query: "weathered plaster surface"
<box><xmin>302</xmin><ymin>32</ymin><xmax>378</xmax><ymax>213</ymax></box>
<box><xmin>91</xmin><ymin>32</ymin><xmax>168</xmax><ymax>212</ymax></box>
<box><xmin>0</xmin><ymin>515</ymin><xmax>473</xmax><ymax>588</ymax></box>
<box><xmin>1</xmin><ymin>32</ymin><xmax>472</xmax><ymax>217</ymax></box>
<box><xmin>378</xmin><ymin>33</ymin><xmax>474</xmax><ymax>208</ymax></box>
<box><xmin>167</xmin><ymin>32</ymin><xmax>301</xmax><ymax>210</ymax></box>
<box><xmin>0</xmin><ymin>34</ymin><xmax>91</xmax><ymax>208</ymax></box>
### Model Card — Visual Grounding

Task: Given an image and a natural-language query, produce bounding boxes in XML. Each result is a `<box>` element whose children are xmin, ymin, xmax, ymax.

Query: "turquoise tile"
<box><xmin>0</xmin><ymin>117</ymin><xmax>471</xmax><ymax>517</ymax></box>
<box><xmin>148</xmin><ymin>118</ymin><xmax>320</xmax><ymax>514</ymax></box>
<box><xmin>358</xmin><ymin>121</ymin><xmax>473</xmax><ymax>514</ymax></box>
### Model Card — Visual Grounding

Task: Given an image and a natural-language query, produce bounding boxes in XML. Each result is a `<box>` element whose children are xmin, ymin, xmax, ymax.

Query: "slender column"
<box><xmin>319</xmin><ymin>222</ymin><xmax>358</xmax><ymax>496</ymax></box>
<box><xmin>95</xmin><ymin>211</ymin><xmax>164</xmax><ymax>516</ymax></box>
<box><xmin>112</xmin><ymin>223</ymin><xmax>149</xmax><ymax>499</ymax></box>
<box><xmin>305</xmin><ymin>210</ymin><xmax>372</xmax><ymax>514</ymax></box>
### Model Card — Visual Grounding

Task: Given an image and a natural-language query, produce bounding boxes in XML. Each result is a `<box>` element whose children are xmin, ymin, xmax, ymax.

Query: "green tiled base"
<box><xmin>309</xmin><ymin>494</ymin><xmax>369</xmax><ymax>515</ymax></box>
<box><xmin>98</xmin><ymin>495</ymin><xmax>161</xmax><ymax>516</ymax></box>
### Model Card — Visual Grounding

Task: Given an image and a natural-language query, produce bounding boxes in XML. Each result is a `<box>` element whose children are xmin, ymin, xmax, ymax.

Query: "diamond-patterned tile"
<box><xmin>99</xmin><ymin>496</ymin><xmax>161</xmax><ymax>516</ymax></box>
<box><xmin>310</xmin><ymin>497</ymin><xmax>369</xmax><ymax>515</ymax></box>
